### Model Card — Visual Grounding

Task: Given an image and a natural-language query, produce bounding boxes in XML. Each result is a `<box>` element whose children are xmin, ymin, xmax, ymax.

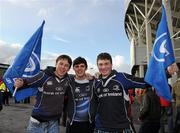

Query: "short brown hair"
<box><xmin>97</xmin><ymin>52</ymin><xmax>112</xmax><ymax>64</ymax></box>
<box><xmin>56</xmin><ymin>55</ymin><xmax>72</xmax><ymax>69</ymax></box>
<box><xmin>73</xmin><ymin>57</ymin><xmax>88</xmax><ymax>69</ymax></box>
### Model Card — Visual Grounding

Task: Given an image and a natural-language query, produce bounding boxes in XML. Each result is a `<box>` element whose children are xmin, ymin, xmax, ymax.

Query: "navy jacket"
<box><xmin>22</xmin><ymin>67</ymin><xmax>70</xmax><ymax>122</ymax></box>
<box><xmin>94</xmin><ymin>70</ymin><xmax>149</xmax><ymax>131</ymax></box>
<box><xmin>65</xmin><ymin>76</ymin><xmax>97</xmax><ymax>125</ymax></box>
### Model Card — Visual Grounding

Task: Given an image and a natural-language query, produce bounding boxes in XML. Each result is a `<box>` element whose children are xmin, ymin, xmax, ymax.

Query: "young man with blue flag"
<box><xmin>14</xmin><ymin>55</ymin><xmax>72</xmax><ymax>133</ymax></box>
<box><xmin>94</xmin><ymin>52</ymin><xmax>149</xmax><ymax>133</ymax></box>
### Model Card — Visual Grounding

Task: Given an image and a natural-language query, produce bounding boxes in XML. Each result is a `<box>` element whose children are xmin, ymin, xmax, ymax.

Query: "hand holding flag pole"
<box><xmin>167</xmin><ymin>63</ymin><xmax>179</xmax><ymax>75</ymax></box>
<box><xmin>13</xmin><ymin>78</ymin><xmax>24</xmax><ymax>97</ymax></box>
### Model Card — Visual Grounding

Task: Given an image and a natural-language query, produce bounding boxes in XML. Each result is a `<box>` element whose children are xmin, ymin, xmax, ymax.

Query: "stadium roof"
<box><xmin>124</xmin><ymin>0</ymin><xmax>180</xmax><ymax>63</ymax></box>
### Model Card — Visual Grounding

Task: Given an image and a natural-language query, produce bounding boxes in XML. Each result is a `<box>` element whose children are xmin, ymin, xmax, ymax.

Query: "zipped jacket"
<box><xmin>66</xmin><ymin>76</ymin><xmax>97</xmax><ymax>125</ymax></box>
<box><xmin>21</xmin><ymin>67</ymin><xmax>70</xmax><ymax>122</ymax></box>
<box><xmin>94</xmin><ymin>70</ymin><xmax>149</xmax><ymax>131</ymax></box>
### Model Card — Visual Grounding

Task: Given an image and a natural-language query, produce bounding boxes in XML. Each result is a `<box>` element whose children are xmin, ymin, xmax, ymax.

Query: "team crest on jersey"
<box><xmin>47</xmin><ymin>81</ymin><xmax>53</xmax><ymax>85</ymax></box>
<box><xmin>103</xmin><ymin>88</ymin><xmax>109</xmax><ymax>92</ymax></box>
<box><xmin>55</xmin><ymin>87</ymin><xmax>63</xmax><ymax>91</ymax></box>
<box><xmin>86</xmin><ymin>86</ymin><xmax>90</xmax><ymax>91</ymax></box>
<box><xmin>75</xmin><ymin>87</ymin><xmax>80</xmax><ymax>93</ymax></box>
<box><xmin>113</xmin><ymin>85</ymin><xmax>120</xmax><ymax>91</ymax></box>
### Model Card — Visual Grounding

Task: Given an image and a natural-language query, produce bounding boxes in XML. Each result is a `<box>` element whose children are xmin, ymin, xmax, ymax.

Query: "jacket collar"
<box><xmin>99</xmin><ymin>70</ymin><xmax>117</xmax><ymax>87</ymax></box>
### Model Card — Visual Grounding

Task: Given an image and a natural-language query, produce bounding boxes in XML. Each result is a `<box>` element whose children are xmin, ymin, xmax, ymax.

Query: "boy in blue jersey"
<box><xmin>94</xmin><ymin>52</ymin><xmax>149</xmax><ymax>133</ymax></box>
<box><xmin>14</xmin><ymin>55</ymin><xmax>72</xmax><ymax>133</ymax></box>
<box><xmin>65</xmin><ymin>57</ymin><xmax>96</xmax><ymax>133</ymax></box>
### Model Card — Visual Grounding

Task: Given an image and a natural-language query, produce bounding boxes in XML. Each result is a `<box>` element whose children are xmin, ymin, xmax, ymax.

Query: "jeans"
<box><xmin>27</xmin><ymin>117</ymin><xmax>59</xmax><ymax>133</ymax></box>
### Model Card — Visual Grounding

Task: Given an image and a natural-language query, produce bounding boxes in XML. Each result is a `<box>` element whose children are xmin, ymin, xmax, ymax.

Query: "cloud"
<box><xmin>7</xmin><ymin>0</ymin><xmax>57</xmax><ymax>19</ymax></box>
<box><xmin>0</xmin><ymin>40</ymin><xmax>21</xmax><ymax>64</ymax></box>
<box><xmin>34</xmin><ymin>53</ymin><xmax>131</xmax><ymax>74</ymax></box>
<box><xmin>0</xmin><ymin>39</ymin><xmax>75</xmax><ymax>73</ymax></box>
<box><xmin>86</xmin><ymin>55</ymin><xmax>131</xmax><ymax>75</ymax></box>
<box><xmin>0</xmin><ymin>39</ymin><xmax>57</xmax><ymax>69</ymax></box>
<box><xmin>52</xmin><ymin>35</ymin><xmax>70</xmax><ymax>44</ymax></box>
<box><xmin>37</xmin><ymin>8</ymin><xmax>50</xmax><ymax>19</ymax></box>
<box><xmin>112</xmin><ymin>55</ymin><xmax>131</xmax><ymax>73</ymax></box>
<box><xmin>0</xmin><ymin>39</ymin><xmax>131</xmax><ymax>75</ymax></box>
<box><xmin>40</xmin><ymin>51</ymin><xmax>59</xmax><ymax>69</ymax></box>
<box><xmin>7</xmin><ymin>0</ymin><xmax>39</xmax><ymax>8</ymax></box>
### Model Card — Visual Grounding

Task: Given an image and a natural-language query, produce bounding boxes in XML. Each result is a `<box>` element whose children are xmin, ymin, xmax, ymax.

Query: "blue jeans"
<box><xmin>27</xmin><ymin>117</ymin><xmax>59</xmax><ymax>133</ymax></box>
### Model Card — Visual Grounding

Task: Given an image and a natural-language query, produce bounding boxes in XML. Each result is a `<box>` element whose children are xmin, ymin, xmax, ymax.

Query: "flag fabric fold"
<box><xmin>145</xmin><ymin>6</ymin><xmax>175</xmax><ymax>101</ymax></box>
<box><xmin>3</xmin><ymin>21</ymin><xmax>45</xmax><ymax>101</ymax></box>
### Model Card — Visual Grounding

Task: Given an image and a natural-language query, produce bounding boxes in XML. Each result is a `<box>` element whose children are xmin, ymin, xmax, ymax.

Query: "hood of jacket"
<box><xmin>43</xmin><ymin>66</ymin><xmax>68</xmax><ymax>79</ymax></box>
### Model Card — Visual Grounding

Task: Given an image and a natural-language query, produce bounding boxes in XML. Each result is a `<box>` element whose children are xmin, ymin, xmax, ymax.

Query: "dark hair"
<box><xmin>97</xmin><ymin>52</ymin><xmax>112</xmax><ymax>64</ymax></box>
<box><xmin>73</xmin><ymin>57</ymin><xmax>88</xmax><ymax>68</ymax></box>
<box><xmin>56</xmin><ymin>55</ymin><xmax>72</xmax><ymax>69</ymax></box>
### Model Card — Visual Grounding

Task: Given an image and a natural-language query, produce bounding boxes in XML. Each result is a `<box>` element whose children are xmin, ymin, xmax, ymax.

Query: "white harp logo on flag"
<box><xmin>23</xmin><ymin>52</ymin><xmax>40</xmax><ymax>77</ymax></box>
<box><xmin>153</xmin><ymin>32</ymin><xmax>170</xmax><ymax>62</ymax></box>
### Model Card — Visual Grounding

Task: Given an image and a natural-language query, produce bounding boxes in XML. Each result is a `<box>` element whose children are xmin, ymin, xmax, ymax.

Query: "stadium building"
<box><xmin>124</xmin><ymin>0</ymin><xmax>180</xmax><ymax>82</ymax></box>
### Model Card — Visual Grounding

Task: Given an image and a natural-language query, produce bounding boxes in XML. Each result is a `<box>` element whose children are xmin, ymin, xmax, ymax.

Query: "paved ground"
<box><xmin>0</xmin><ymin>98</ymin><xmax>66</xmax><ymax>133</ymax></box>
<box><xmin>0</xmin><ymin>98</ymin><xmax>142</xmax><ymax>133</ymax></box>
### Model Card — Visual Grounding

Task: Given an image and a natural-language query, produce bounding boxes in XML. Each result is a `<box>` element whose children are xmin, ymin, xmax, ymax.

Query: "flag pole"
<box><xmin>12</xmin><ymin>87</ymin><xmax>18</xmax><ymax>97</ymax></box>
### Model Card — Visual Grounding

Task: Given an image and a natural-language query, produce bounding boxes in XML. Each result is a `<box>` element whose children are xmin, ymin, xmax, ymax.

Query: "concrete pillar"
<box><xmin>130</xmin><ymin>35</ymin><xmax>136</xmax><ymax>67</ymax></box>
<box><xmin>145</xmin><ymin>0</ymin><xmax>153</xmax><ymax>63</ymax></box>
<box><xmin>139</xmin><ymin>65</ymin><xmax>144</xmax><ymax>78</ymax></box>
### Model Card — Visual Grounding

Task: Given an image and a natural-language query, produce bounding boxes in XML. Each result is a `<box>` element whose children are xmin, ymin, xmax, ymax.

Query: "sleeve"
<box><xmin>20</xmin><ymin>71</ymin><xmax>48</xmax><ymax>89</ymax></box>
<box><xmin>139</xmin><ymin>93</ymin><xmax>150</xmax><ymax>120</ymax></box>
<box><xmin>122</xmin><ymin>73</ymin><xmax>150</xmax><ymax>89</ymax></box>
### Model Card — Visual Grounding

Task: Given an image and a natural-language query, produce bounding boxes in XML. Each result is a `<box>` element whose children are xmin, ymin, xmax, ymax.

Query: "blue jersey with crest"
<box><xmin>74</xmin><ymin>79</ymin><xmax>91</xmax><ymax>121</ymax></box>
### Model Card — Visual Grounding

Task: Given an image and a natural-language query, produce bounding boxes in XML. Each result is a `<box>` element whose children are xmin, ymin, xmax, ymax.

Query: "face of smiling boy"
<box><xmin>97</xmin><ymin>59</ymin><xmax>112</xmax><ymax>77</ymax></box>
<box><xmin>55</xmin><ymin>59</ymin><xmax>70</xmax><ymax>78</ymax></box>
<box><xmin>73</xmin><ymin>63</ymin><xmax>87</xmax><ymax>80</ymax></box>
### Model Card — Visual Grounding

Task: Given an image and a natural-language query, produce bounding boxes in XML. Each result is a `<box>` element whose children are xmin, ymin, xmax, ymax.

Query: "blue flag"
<box><xmin>3</xmin><ymin>21</ymin><xmax>45</xmax><ymax>101</ymax></box>
<box><xmin>145</xmin><ymin>6</ymin><xmax>175</xmax><ymax>101</ymax></box>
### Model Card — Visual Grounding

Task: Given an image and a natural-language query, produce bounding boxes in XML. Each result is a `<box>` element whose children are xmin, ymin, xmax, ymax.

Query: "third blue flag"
<box><xmin>145</xmin><ymin>6</ymin><xmax>175</xmax><ymax>101</ymax></box>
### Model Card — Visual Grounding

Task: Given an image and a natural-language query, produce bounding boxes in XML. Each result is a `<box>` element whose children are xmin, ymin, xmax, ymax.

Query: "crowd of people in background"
<box><xmin>0</xmin><ymin>52</ymin><xmax>180</xmax><ymax>133</ymax></box>
<box><xmin>0</xmin><ymin>79</ymin><xmax>10</xmax><ymax>110</ymax></box>
<box><xmin>0</xmin><ymin>78</ymin><xmax>32</xmax><ymax>109</ymax></box>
